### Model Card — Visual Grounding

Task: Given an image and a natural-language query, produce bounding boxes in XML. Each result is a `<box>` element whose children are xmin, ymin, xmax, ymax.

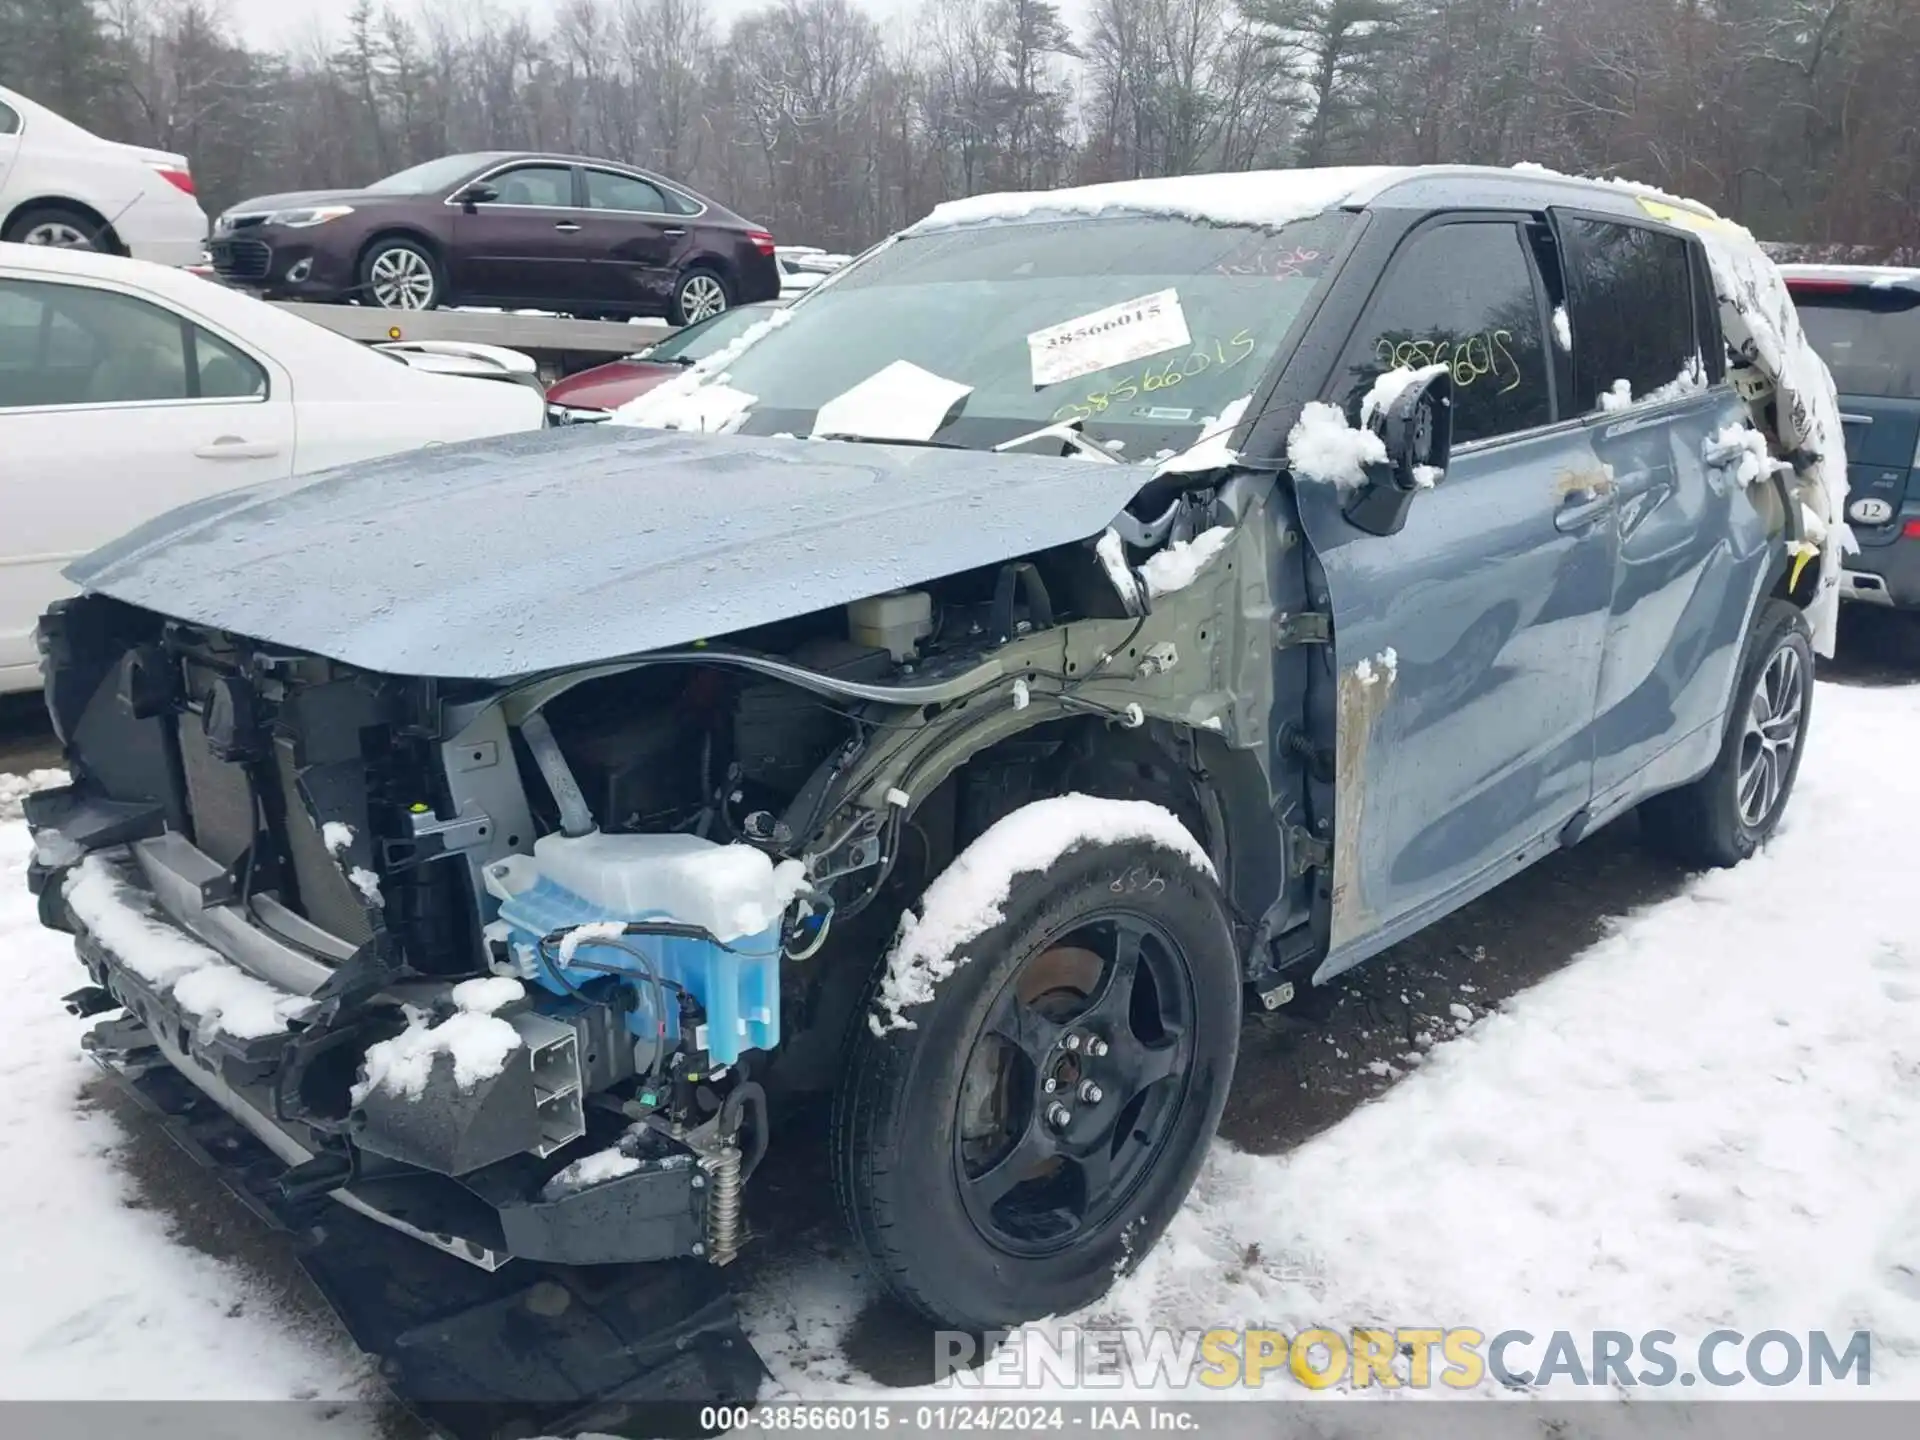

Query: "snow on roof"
<box><xmin>908</xmin><ymin>166</ymin><xmax>1407</xmax><ymax>233</ymax></box>
<box><xmin>1777</xmin><ymin>263</ymin><xmax>1920</xmax><ymax>290</ymax></box>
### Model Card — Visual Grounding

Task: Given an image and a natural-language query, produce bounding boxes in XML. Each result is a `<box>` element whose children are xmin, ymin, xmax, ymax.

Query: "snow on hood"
<box><xmin>65</xmin><ymin>426</ymin><xmax>1155</xmax><ymax>682</ymax></box>
<box><xmin>907</xmin><ymin>166</ymin><xmax>1403</xmax><ymax>234</ymax></box>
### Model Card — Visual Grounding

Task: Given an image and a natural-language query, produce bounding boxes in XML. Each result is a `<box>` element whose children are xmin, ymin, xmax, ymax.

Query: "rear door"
<box><xmin>576</xmin><ymin>166</ymin><xmax>684</xmax><ymax>310</ymax></box>
<box><xmin>1296</xmin><ymin>214</ymin><xmax>1616</xmax><ymax>971</ymax></box>
<box><xmin>449</xmin><ymin>161</ymin><xmax>594</xmax><ymax>306</ymax></box>
<box><xmin>1550</xmin><ymin>211</ymin><xmax>1760</xmax><ymax>805</ymax></box>
<box><xmin>0</xmin><ymin>274</ymin><xmax>293</xmax><ymax>680</ymax></box>
<box><xmin>0</xmin><ymin>97</ymin><xmax>20</xmax><ymax>193</ymax></box>
<box><xmin>1788</xmin><ymin>279</ymin><xmax>1920</xmax><ymax>550</ymax></box>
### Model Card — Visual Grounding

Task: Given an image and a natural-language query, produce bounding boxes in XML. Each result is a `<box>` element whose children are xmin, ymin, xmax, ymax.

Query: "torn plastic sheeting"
<box><xmin>1513</xmin><ymin>162</ymin><xmax>1852</xmax><ymax>656</ymax></box>
<box><xmin>810</xmin><ymin>359</ymin><xmax>974</xmax><ymax>443</ymax></box>
<box><xmin>1094</xmin><ymin>527</ymin><xmax>1147</xmax><ymax>616</ymax></box>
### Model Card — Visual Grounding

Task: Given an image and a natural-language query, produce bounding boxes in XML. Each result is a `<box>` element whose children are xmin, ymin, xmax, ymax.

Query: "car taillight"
<box><xmin>1903</xmin><ymin>519</ymin><xmax>1920</xmax><ymax>540</ymax></box>
<box><xmin>747</xmin><ymin>230</ymin><xmax>775</xmax><ymax>257</ymax></box>
<box><xmin>149</xmin><ymin>163</ymin><xmax>196</xmax><ymax>196</ymax></box>
<box><xmin>1785</xmin><ymin>278</ymin><xmax>1856</xmax><ymax>295</ymax></box>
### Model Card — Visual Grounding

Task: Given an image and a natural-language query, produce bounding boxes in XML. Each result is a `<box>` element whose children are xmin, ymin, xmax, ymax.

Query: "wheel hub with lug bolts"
<box><xmin>1039</xmin><ymin>1030</ymin><xmax>1111</xmax><ymax>1128</ymax></box>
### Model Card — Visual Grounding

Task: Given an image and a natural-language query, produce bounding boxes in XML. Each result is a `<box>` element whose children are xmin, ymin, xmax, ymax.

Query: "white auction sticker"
<box><xmin>1027</xmin><ymin>289</ymin><xmax>1192</xmax><ymax>387</ymax></box>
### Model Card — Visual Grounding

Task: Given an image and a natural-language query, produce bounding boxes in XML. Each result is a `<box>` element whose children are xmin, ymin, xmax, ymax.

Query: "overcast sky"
<box><xmin>217</xmin><ymin>0</ymin><xmax>1071</xmax><ymax>51</ymax></box>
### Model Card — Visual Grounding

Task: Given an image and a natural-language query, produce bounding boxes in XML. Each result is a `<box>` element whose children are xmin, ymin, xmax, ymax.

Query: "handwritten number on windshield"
<box><xmin>1051</xmin><ymin>331</ymin><xmax>1257</xmax><ymax>423</ymax></box>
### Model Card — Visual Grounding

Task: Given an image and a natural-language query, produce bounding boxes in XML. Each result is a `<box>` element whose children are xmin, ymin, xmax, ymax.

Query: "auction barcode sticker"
<box><xmin>1027</xmin><ymin>289</ymin><xmax>1192</xmax><ymax>387</ymax></box>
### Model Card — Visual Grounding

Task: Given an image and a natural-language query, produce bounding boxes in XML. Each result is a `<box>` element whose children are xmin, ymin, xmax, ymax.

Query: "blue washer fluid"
<box><xmin>483</xmin><ymin>832</ymin><xmax>788</xmax><ymax>1066</ymax></box>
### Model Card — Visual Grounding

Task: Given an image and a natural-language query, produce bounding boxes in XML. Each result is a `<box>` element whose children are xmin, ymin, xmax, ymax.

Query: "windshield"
<box><xmin>368</xmin><ymin>154</ymin><xmax>507</xmax><ymax>195</ymax></box>
<box><xmin>1795</xmin><ymin>293</ymin><xmax>1920</xmax><ymax>398</ymax></box>
<box><xmin>722</xmin><ymin>211</ymin><xmax>1352</xmax><ymax>455</ymax></box>
<box><xmin>643</xmin><ymin>305</ymin><xmax>774</xmax><ymax>364</ymax></box>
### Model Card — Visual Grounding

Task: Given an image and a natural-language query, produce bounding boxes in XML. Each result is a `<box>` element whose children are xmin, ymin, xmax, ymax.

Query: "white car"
<box><xmin>0</xmin><ymin>243</ymin><xmax>548</xmax><ymax>692</ymax></box>
<box><xmin>774</xmin><ymin>245</ymin><xmax>850</xmax><ymax>297</ymax></box>
<box><xmin>0</xmin><ymin>83</ymin><xmax>208</xmax><ymax>266</ymax></box>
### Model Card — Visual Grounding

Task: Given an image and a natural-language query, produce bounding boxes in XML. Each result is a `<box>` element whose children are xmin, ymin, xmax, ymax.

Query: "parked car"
<box><xmin>0</xmin><ymin>242</ymin><xmax>546</xmax><ymax>693</ymax></box>
<box><xmin>206</xmin><ymin>151</ymin><xmax>780</xmax><ymax>325</ymax></box>
<box><xmin>544</xmin><ymin>301</ymin><xmax>780</xmax><ymax>419</ymax></box>
<box><xmin>22</xmin><ymin>167</ymin><xmax>1843</xmax><ymax>1415</ymax></box>
<box><xmin>0</xmin><ymin>84</ymin><xmax>207</xmax><ymax>265</ymax></box>
<box><xmin>774</xmin><ymin>244</ymin><xmax>849</xmax><ymax>298</ymax></box>
<box><xmin>1782</xmin><ymin>264</ymin><xmax>1920</xmax><ymax>608</ymax></box>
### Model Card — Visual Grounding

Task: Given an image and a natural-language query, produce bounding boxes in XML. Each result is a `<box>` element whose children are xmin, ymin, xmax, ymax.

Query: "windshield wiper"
<box><xmin>813</xmin><ymin>431</ymin><xmax>969</xmax><ymax>449</ymax></box>
<box><xmin>992</xmin><ymin>420</ymin><xmax>1123</xmax><ymax>464</ymax></box>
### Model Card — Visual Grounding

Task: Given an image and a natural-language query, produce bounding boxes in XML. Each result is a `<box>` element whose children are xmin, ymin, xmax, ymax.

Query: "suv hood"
<box><xmin>66</xmin><ymin>427</ymin><xmax>1152</xmax><ymax>682</ymax></box>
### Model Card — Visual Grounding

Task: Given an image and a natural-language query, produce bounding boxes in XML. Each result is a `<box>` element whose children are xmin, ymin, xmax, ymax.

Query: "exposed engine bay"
<box><xmin>25</xmin><ymin>475</ymin><xmax>1280</xmax><ymax>1289</ymax></box>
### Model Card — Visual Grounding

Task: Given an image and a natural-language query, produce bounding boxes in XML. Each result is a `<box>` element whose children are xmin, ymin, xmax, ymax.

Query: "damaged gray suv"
<box><xmin>23</xmin><ymin>165</ymin><xmax>1845</xmax><ymax>1419</ymax></box>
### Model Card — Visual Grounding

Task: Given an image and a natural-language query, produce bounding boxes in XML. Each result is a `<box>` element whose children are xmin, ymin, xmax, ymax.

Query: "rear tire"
<box><xmin>832</xmin><ymin>808</ymin><xmax>1239</xmax><ymax>1331</ymax></box>
<box><xmin>669</xmin><ymin>266</ymin><xmax>730</xmax><ymax>326</ymax></box>
<box><xmin>1639</xmin><ymin>598</ymin><xmax>1813</xmax><ymax>867</ymax></box>
<box><xmin>4</xmin><ymin>205</ymin><xmax>108</xmax><ymax>251</ymax></box>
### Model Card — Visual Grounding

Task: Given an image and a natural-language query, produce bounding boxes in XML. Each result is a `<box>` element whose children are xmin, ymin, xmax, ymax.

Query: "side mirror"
<box><xmin>453</xmin><ymin>182</ymin><xmax>498</xmax><ymax>211</ymax></box>
<box><xmin>1343</xmin><ymin>368</ymin><xmax>1454</xmax><ymax>537</ymax></box>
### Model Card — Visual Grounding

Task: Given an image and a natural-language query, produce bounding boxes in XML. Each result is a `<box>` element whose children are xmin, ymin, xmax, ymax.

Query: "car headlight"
<box><xmin>265</xmin><ymin>205</ymin><xmax>356</xmax><ymax>228</ymax></box>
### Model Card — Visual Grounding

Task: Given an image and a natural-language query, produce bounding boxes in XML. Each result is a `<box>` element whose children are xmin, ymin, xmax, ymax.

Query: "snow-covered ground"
<box><xmin>2</xmin><ymin>678</ymin><xmax>1917</xmax><ymax>1417</ymax></box>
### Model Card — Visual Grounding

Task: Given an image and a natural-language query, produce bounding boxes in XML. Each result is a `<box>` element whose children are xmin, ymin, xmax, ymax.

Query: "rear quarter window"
<box><xmin>1558</xmin><ymin>218</ymin><xmax>1702</xmax><ymax>410</ymax></box>
<box><xmin>1793</xmin><ymin>295</ymin><xmax>1920</xmax><ymax>398</ymax></box>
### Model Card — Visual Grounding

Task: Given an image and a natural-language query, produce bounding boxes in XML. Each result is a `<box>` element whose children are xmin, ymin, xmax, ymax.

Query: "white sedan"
<box><xmin>0</xmin><ymin>243</ymin><xmax>547</xmax><ymax>692</ymax></box>
<box><xmin>0</xmin><ymin>84</ymin><xmax>207</xmax><ymax>266</ymax></box>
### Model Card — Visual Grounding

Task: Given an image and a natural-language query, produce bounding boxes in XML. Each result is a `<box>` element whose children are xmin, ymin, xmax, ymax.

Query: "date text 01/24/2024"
<box><xmin>699</xmin><ymin>1404</ymin><xmax>1198</xmax><ymax>1431</ymax></box>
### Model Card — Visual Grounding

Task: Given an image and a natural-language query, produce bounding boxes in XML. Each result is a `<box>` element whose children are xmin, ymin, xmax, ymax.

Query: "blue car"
<box><xmin>21</xmin><ymin>166</ymin><xmax>1843</xmax><ymax>1417</ymax></box>
<box><xmin>1784</xmin><ymin>265</ymin><xmax>1920</xmax><ymax>608</ymax></box>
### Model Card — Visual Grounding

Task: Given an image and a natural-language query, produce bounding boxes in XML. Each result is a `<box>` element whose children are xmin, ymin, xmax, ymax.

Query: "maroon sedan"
<box><xmin>207</xmin><ymin>151</ymin><xmax>780</xmax><ymax>324</ymax></box>
<box><xmin>546</xmin><ymin>302</ymin><xmax>780</xmax><ymax>419</ymax></box>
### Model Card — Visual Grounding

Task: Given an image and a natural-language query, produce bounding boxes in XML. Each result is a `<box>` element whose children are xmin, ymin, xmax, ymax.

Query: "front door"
<box><xmin>1293</xmin><ymin>216</ymin><xmax>1616</xmax><ymax>974</ymax></box>
<box><xmin>0</xmin><ymin>275</ymin><xmax>293</xmax><ymax>686</ymax></box>
<box><xmin>450</xmin><ymin>162</ymin><xmax>593</xmax><ymax>306</ymax></box>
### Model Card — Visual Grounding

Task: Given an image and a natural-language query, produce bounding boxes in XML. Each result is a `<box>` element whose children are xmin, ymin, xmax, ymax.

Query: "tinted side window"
<box><xmin>1337</xmin><ymin>221</ymin><xmax>1552</xmax><ymax>446</ymax></box>
<box><xmin>585</xmin><ymin>169</ymin><xmax>669</xmax><ymax>214</ymax></box>
<box><xmin>1559</xmin><ymin>218</ymin><xmax>1698</xmax><ymax>409</ymax></box>
<box><xmin>0</xmin><ymin>279</ymin><xmax>193</xmax><ymax>406</ymax></box>
<box><xmin>194</xmin><ymin>326</ymin><xmax>268</xmax><ymax>399</ymax></box>
<box><xmin>486</xmin><ymin>165</ymin><xmax>575</xmax><ymax>208</ymax></box>
<box><xmin>0</xmin><ymin>101</ymin><xmax>19</xmax><ymax>136</ymax></box>
<box><xmin>661</xmin><ymin>187</ymin><xmax>703</xmax><ymax>216</ymax></box>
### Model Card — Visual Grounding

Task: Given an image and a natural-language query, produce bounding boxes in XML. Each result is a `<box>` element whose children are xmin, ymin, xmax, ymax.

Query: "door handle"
<box><xmin>661</xmin><ymin>227</ymin><xmax>687</xmax><ymax>237</ymax></box>
<box><xmin>553</xmin><ymin>221</ymin><xmax>582</xmax><ymax>233</ymax></box>
<box><xmin>1554</xmin><ymin>489</ymin><xmax>1616</xmax><ymax>532</ymax></box>
<box><xmin>195</xmin><ymin>436</ymin><xmax>280</xmax><ymax>460</ymax></box>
